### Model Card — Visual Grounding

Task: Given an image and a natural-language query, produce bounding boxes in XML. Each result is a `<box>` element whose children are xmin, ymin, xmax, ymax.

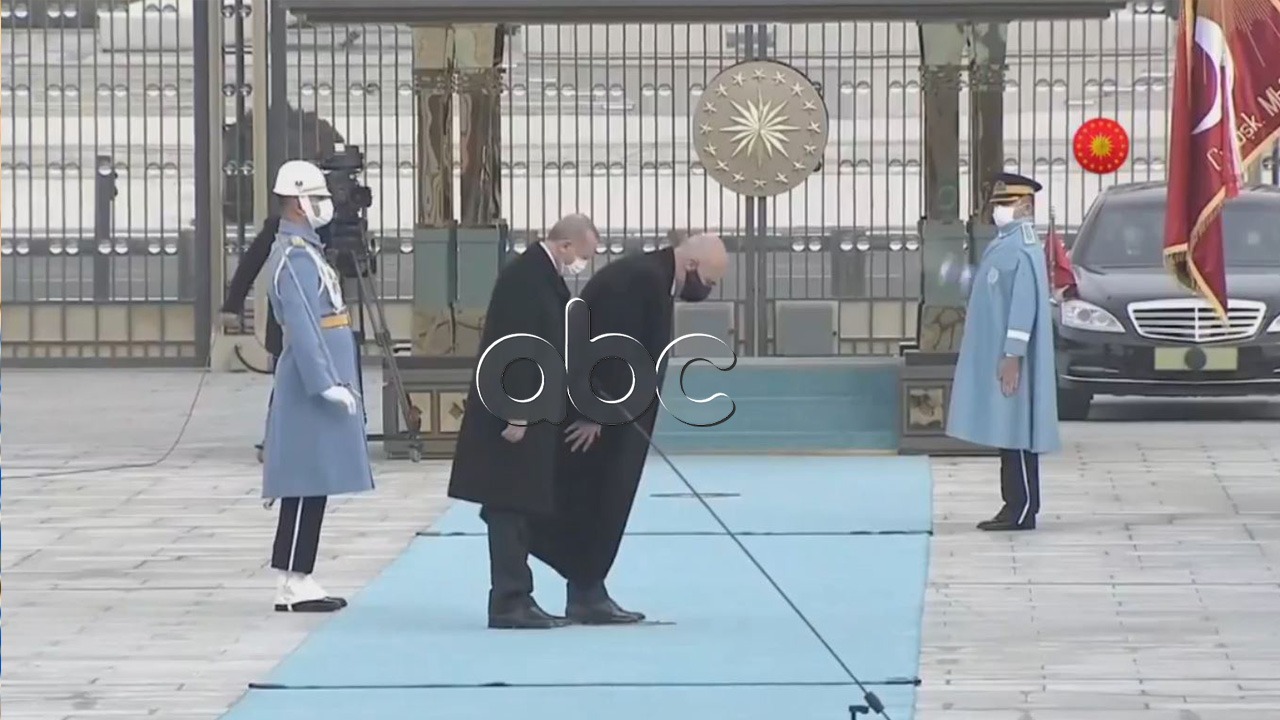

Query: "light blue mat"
<box><xmin>223</xmin><ymin>455</ymin><xmax>932</xmax><ymax>720</ymax></box>
<box><xmin>258</xmin><ymin>534</ymin><xmax>925</xmax><ymax>687</ymax></box>
<box><xmin>226</xmin><ymin>685</ymin><xmax>918</xmax><ymax>720</ymax></box>
<box><xmin>427</xmin><ymin>455</ymin><xmax>933</xmax><ymax>536</ymax></box>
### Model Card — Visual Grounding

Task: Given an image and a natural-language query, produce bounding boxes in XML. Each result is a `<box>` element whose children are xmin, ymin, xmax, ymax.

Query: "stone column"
<box><xmin>916</xmin><ymin>22</ymin><xmax>967</xmax><ymax>355</ymax></box>
<box><xmin>412</xmin><ymin>27</ymin><xmax>455</xmax><ymax>229</ymax></box>
<box><xmin>966</xmin><ymin>22</ymin><xmax>1008</xmax><ymax>220</ymax></box>
<box><xmin>899</xmin><ymin>22</ymin><xmax>986</xmax><ymax>456</ymax></box>
<box><xmin>454</xmin><ymin>24</ymin><xmax>504</xmax><ymax>227</ymax></box>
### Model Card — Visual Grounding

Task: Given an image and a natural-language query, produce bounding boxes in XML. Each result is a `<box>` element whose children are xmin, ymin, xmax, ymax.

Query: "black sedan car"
<box><xmin>1055</xmin><ymin>182</ymin><xmax>1280</xmax><ymax>420</ymax></box>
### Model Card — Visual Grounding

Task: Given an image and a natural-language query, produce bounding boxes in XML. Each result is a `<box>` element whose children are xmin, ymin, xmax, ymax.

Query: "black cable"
<box><xmin>6</xmin><ymin>370</ymin><xmax>211</xmax><ymax>480</ymax></box>
<box><xmin>587</xmin><ymin>393</ymin><xmax>890</xmax><ymax>719</ymax></box>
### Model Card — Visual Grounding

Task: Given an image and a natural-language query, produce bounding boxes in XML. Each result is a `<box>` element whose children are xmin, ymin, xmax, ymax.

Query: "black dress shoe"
<box><xmin>275</xmin><ymin>596</ymin><xmax>347</xmax><ymax>613</ymax></box>
<box><xmin>976</xmin><ymin>517</ymin><xmax>1036</xmax><ymax>532</ymax></box>
<box><xmin>567</xmin><ymin>597</ymin><xmax>646</xmax><ymax>625</ymax></box>
<box><xmin>488</xmin><ymin>600</ymin><xmax>569</xmax><ymax>629</ymax></box>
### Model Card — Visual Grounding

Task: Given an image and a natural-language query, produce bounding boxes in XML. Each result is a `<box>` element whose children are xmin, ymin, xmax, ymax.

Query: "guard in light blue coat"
<box><xmin>262</xmin><ymin>160</ymin><xmax>374</xmax><ymax>612</ymax></box>
<box><xmin>946</xmin><ymin>172</ymin><xmax>1060</xmax><ymax>532</ymax></box>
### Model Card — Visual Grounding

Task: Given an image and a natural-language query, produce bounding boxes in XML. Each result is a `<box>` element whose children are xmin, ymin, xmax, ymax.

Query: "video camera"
<box><xmin>318</xmin><ymin>144</ymin><xmax>376</xmax><ymax>278</ymax></box>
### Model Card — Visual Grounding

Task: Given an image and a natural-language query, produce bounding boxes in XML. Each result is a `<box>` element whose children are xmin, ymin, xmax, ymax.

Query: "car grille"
<box><xmin>1127</xmin><ymin>298</ymin><xmax>1266</xmax><ymax>343</ymax></box>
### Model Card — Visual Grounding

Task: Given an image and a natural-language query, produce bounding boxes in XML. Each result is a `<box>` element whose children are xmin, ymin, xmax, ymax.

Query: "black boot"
<box><xmin>566</xmin><ymin>582</ymin><xmax>646</xmax><ymax>625</ymax></box>
<box><xmin>488</xmin><ymin>592</ymin><xmax>569</xmax><ymax>629</ymax></box>
<box><xmin>976</xmin><ymin>513</ymin><xmax>1036</xmax><ymax>532</ymax></box>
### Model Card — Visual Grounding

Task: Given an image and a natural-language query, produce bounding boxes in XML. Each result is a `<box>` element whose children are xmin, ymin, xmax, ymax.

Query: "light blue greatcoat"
<box><xmin>946</xmin><ymin>219</ymin><xmax>1061</xmax><ymax>454</ymax></box>
<box><xmin>262</xmin><ymin>219</ymin><xmax>375</xmax><ymax>499</ymax></box>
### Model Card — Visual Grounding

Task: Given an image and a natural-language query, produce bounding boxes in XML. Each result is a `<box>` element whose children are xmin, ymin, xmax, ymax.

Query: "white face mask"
<box><xmin>563</xmin><ymin>257</ymin><xmax>588</xmax><ymax>276</ymax></box>
<box><xmin>991</xmin><ymin>204</ymin><xmax>1018</xmax><ymax>228</ymax></box>
<box><xmin>302</xmin><ymin>197</ymin><xmax>335</xmax><ymax>229</ymax></box>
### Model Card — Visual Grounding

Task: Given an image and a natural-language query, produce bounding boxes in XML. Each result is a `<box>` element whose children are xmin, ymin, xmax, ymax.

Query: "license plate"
<box><xmin>1153</xmin><ymin>346</ymin><xmax>1238</xmax><ymax>372</ymax></box>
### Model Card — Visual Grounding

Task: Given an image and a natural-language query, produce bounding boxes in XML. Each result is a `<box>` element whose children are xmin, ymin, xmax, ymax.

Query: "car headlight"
<box><xmin>1267</xmin><ymin>315</ymin><xmax>1280</xmax><ymax>333</ymax></box>
<box><xmin>1059</xmin><ymin>299</ymin><xmax>1125</xmax><ymax>333</ymax></box>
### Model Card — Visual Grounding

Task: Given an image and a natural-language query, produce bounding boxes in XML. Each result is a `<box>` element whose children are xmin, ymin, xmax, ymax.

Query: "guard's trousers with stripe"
<box><xmin>271</xmin><ymin>496</ymin><xmax>328</xmax><ymax>574</ymax></box>
<box><xmin>998</xmin><ymin>449</ymin><xmax>1041</xmax><ymax>524</ymax></box>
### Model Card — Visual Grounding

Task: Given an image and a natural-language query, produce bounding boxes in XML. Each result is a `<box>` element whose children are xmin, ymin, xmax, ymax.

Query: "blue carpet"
<box><xmin>222</xmin><ymin>456</ymin><xmax>932</xmax><ymax>720</ymax></box>
<box><xmin>226</xmin><ymin>685</ymin><xmax>918</xmax><ymax>720</ymax></box>
<box><xmin>427</xmin><ymin>455</ymin><xmax>932</xmax><ymax>536</ymax></box>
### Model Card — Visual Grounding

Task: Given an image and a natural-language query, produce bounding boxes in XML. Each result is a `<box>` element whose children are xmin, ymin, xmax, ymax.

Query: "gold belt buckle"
<box><xmin>320</xmin><ymin>312</ymin><xmax>350</xmax><ymax>330</ymax></box>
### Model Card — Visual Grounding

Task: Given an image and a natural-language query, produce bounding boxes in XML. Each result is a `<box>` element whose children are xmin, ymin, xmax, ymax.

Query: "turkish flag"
<box><xmin>1163</xmin><ymin>0</ymin><xmax>1280</xmax><ymax>319</ymax></box>
<box><xmin>1046</xmin><ymin>230</ymin><xmax>1077</xmax><ymax>296</ymax></box>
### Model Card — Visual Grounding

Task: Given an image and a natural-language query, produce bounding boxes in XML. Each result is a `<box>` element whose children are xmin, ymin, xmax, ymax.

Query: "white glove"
<box><xmin>321</xmin><ymin>385</ymin><xmax>359</xmax><ymax>415</ymax></box>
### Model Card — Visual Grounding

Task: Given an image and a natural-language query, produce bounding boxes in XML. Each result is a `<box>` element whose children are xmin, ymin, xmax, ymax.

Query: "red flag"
<box><xmin>1046</xmin><ymin>229</ymin><xmax>1077</xmax><ymax>296</ymax></box>
<box><xmin>1163</xmin><ymin>0</ymin><xmax>1280</xmax><ymax>319</ymax></box>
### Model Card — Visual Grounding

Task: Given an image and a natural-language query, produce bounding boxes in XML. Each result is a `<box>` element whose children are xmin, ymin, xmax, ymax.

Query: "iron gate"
<box><xmin>6</xmin><ymin>3</ymin><xmax>1268</xmax><ymax>364</ymax></box>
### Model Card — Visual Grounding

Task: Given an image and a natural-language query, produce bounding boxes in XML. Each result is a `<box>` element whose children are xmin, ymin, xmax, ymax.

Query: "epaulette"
<box><xmin>1019</xmin><ymin>223</ymin><xmax>1038</xmax><ymax>245</ymax></box>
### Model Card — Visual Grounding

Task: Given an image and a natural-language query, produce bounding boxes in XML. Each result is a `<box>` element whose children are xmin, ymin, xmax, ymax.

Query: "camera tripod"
<box><xmin>340</xmin><ymin>249</ymin><xmax>425</xmax><ymax>463</ymax></box>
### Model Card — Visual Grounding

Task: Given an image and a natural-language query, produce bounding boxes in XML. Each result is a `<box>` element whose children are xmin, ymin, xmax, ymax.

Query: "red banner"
<box><xmin>1046</xmin><ymin>230</ymin><xmax>1077</xmax><ymax>295</ymax></box>
<box><xmin>1163</xmin><ymin>0</ymin><xmax>1280</xmax><ymax>319</ymax></box>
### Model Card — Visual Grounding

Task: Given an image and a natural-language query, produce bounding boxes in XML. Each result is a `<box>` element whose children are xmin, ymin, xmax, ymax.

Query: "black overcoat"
<box><xmin>539</xmin><ymin>249</ymin><xmax>676</xmax><ymax>581</ymax></box>
<box><xmin>447</xmin><ymin>246</ymin><xmax>571</xmax><ymax>515</ymax></box>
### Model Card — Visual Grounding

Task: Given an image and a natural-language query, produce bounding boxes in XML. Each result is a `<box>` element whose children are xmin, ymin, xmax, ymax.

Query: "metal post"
<box><xmin>740</xmin><ymin>23</ymin><xmax>760</xmax><ymax>357</ymax></box>
<box><xmin>753</xmin><ymin>22</ymin><xmax>770</xmax><ymax>357</ymax></box>
<box><xmin>93</xmin><ymin>155</ymin><xmax>118</xmax><ymax>303</ymax></box>
<box><xmin>193</xmin><ymin>0</ymin><xmax>216</xmax><ymax>364</ymax></box>
<box><xmin>1272</xmin><ymin>143</ymin><xmax>1279</xmax><ymax>185</ymax></box>
<box><xmin>251</xmin><ymin>0</ymin><xmax>272</xmax><ymax>352</ymax></box>
<box><xmin>268</xmin><ymin>0</ymin><xmax>289</xmax><ymax>184</ymax></box>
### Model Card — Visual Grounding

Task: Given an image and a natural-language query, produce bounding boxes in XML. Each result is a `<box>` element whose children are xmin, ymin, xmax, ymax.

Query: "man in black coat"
<box><xmin>221</xmin><ymin>216</ymin><xmax>285</xmax><ymax>359</ymax></box>
<box><xmin>447</xmin><ymin>214</ymin><xmax>600</xmax><ymax>629</ymax></box>
<box><xmin>531</xmin><ymin>233</ymin><xmax>728</xmax><ymax>624</ymax></box>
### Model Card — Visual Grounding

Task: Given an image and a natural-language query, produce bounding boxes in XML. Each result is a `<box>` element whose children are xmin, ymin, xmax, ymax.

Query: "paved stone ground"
<box><xmin>5</xmin><ymin>369</ymin><xmax>1280</xmax><ymax>720</ymax></box>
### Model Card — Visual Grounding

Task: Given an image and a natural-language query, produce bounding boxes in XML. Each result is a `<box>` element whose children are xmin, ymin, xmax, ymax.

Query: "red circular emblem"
<box><xmin>1073</xmin><ymin>118</ymin><xmax>1130</xmax><ymax>174</ymax></box>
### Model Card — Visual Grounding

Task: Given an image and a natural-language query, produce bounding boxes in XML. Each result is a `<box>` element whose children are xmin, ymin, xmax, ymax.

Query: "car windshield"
<box><xmin>1076</xmin><ymin>200</ymin><xmax>1280</xmax><ymax>268</ymax></box>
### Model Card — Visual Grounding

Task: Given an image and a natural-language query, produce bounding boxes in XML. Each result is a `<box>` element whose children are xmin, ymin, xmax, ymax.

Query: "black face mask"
<box><xmin>679</xmin><ymin>269</ymin><xmax>714</xmax><ymax>302</ymax></box>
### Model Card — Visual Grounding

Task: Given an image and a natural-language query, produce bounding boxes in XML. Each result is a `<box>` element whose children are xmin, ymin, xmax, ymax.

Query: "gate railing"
<box><xmin>2</xmin><ymin>3</ymin><xmax>1197</xmax><ymax>364</ymax></box>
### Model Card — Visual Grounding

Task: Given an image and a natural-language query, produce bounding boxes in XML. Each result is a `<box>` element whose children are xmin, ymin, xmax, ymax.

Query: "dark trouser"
<box><xmin>998</xmin><ymin>449</ymin><xmax>1041</xmax><ymax>524</ymax></box>
<box><xmin>481</xmin><ymin>506</ymin><xmax>534</xmax><ymax>611</ymax></box>
<box><xmin>271</xmin><ymin>496</ymin><xmax>328</xmax><ymax>574</ymax></box>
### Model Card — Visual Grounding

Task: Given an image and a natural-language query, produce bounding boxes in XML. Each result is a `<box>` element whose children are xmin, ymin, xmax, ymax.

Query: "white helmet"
<box><xmin>273</xmin><ymin>160</ymin><xmax>330</xmax><ymax>198</ymax></box>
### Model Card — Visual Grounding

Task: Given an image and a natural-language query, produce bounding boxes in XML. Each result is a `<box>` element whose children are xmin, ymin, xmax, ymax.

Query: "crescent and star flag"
<box><xmin>1073</xmin><ymin>118</ymin><xmax>1131</xmax><ymax>174</ymax></box>
<box><xmin>1163</xmin><ymin>0</ymin><xmax>1280</xmax><ymax>319</ymax></box>
<box><xmin>1047</xmin><ymin>228</ymin><xmax>1077</xmax><ymax>297</ymax></box>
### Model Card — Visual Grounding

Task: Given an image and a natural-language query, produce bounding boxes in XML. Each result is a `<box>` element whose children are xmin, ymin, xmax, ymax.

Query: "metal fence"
<box><xmin>8</xmin><ymin>3</ymin><xmax>1266</xmax><ymax>363</ymax></box>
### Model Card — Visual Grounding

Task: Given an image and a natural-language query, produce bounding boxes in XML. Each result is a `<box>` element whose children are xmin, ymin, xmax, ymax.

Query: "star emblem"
<box><xmin>690</xmin><ymin>60</ymin><xmax>830</xmax><ymax>198</ymax></box>
<box><xmin>719</xmin><ymin>91</ymin><xmax>801</xmax><ymax>166</ymax></box>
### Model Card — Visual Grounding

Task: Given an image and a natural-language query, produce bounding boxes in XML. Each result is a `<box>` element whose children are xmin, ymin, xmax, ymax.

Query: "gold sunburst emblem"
<box><xmin>692</xmin><ymin>60</ymin><xmax>829</xmax><ymax>198</ymax></box>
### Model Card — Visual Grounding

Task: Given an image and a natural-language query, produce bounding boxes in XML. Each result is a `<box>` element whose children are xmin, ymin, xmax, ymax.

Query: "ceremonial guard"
<box><xmin>262</xmin><ymin>160</ymin><xmax>375</xmax><ymax>611</ymax></box>
<box><xmin>946</xmin><ymin>173</ymin><xmax>1060</xmax><ymax>532</ymax></box>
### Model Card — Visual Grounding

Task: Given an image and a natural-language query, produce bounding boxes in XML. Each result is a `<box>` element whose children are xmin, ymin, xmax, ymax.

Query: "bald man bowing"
<box><xmin>531</xmin><ymin>233</ymin><xmax>729</xmax><ymax>624</ymax></box>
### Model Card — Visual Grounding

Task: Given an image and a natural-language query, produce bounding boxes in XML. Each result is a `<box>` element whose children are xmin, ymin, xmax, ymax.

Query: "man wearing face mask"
<box><xmin>946</xmin><ymin>173</ymin><xmax>1060</xmax><ymax>532</ymax></box>
<box><xmin>447</xmin><ymin>214</ymin><xmax>600</xmax><ymax>629</ymax></box>
<box><xmin>262</xmin><ymin>160</ymin><xmax>375</xmax><ymax>612</ymax></box>
<box><xmin>530</xmin><ymin>232</ymin><xmax>729</xmax><ymax>624</ymax></box>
